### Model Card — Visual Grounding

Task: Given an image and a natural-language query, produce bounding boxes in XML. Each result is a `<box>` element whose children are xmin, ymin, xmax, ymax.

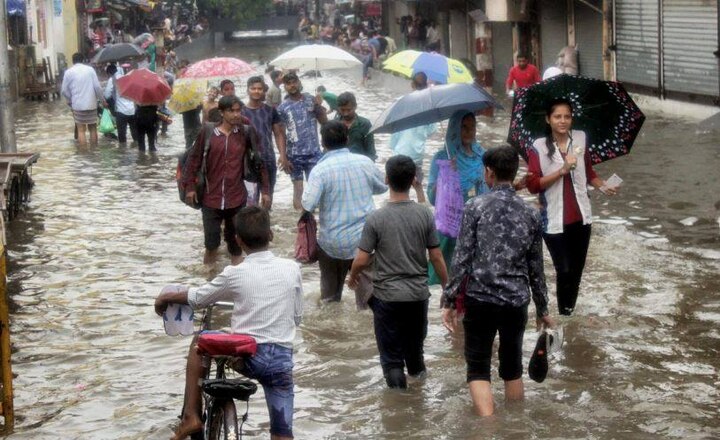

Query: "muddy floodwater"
<box><xmin>4</xmin><ymin>38</ymin><xmax>719</xmax><ymax>439</ymax></box>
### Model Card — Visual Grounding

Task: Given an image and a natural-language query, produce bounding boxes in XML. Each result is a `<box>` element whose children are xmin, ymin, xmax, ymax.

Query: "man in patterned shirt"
<box><xmin>442</xmin><ymin>145</ymin><xmax>556</xmax><ymax>417</ymax></box>
<box><xmin>302</xmin><ymin>121</ymin><xmax>387</xmax><ymax>303</ymax></box>
<box><xmin>278</xmin><ymin>73</ymin><xmax>328</xmax><ymax>210</ymax></box>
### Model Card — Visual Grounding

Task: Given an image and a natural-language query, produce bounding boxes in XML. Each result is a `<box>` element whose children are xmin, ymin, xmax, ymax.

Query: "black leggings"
<box><xmin>543</xmin><ymin>222</ymin><xmax>592</xmax><ymax>315</ymax></box>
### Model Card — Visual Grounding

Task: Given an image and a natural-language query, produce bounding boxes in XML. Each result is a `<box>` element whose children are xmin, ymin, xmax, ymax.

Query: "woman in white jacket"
<box><xmin>526</xmin><ymin>98</ymin><xmax>618</xmax><ymax>315</ymax></box>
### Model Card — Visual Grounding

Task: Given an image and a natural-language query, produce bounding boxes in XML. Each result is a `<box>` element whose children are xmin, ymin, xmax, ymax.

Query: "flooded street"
<box><xmin>4</xmin><ymin>38</ymin><xmax>720</xmax><ymax>439</ymax></box>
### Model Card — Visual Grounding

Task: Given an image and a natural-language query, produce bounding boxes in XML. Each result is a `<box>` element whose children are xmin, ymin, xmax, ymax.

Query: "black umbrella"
<box><xmin>508</xmin><ymin>74</ymin><xmax>645</xmax><ymax>164</ymax></box>
<box><xmin>91</xmin><ymin>43</ymin><xmax>145</xmax><ymax>65</ymax></box>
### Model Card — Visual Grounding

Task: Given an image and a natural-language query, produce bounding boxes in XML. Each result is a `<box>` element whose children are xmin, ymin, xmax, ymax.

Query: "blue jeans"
<box><xmin>238</xmin><ymin>343</ymin><xmax>294</xmax><ymax>437</ymax></box>
<box><xmin>289</xmin><ymin>155</ymin><xmax>318</xmax><ymax>181</ymax></box>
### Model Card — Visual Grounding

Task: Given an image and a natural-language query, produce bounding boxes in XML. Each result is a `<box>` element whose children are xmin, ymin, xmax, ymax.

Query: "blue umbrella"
<box><xmin>370</xmin><ymin>83</ymin><xmax>503</xmax><ymax>134</ymax></box>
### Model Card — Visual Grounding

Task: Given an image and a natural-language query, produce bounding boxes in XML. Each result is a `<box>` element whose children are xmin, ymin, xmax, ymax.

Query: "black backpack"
<box><xmin>177</xmin><ymin>123</ymin><xmax>214</xmax><ymax>209</ymax></box>
<box><xmin>242</xmin><ymin>123</ymin><xmax>263</xmax><ymax>184</ymax></box>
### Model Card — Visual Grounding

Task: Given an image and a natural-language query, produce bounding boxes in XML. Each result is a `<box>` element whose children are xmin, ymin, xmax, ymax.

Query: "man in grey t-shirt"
<box><xmin>348</xmin><ymin>155</ymin><xmax>448</xmax><ymax>388</ymax></box>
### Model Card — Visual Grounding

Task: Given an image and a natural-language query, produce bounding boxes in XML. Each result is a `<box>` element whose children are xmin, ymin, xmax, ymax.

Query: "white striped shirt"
<box><xmin>188</xmin><ymin>251</ymin><xmax>303</xmax><ymax>348</ymax></box>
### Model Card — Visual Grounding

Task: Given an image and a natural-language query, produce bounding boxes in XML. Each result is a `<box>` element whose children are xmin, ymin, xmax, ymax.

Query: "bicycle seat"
<box><xmin>202</xmin><ymin>378</ymin><xmax>258</xmax><ymax>401</ymax></box>
<box><xmin>197</xmin><ymin>333</ymin><xmax>257</xmax><ymax>357</ymax></box>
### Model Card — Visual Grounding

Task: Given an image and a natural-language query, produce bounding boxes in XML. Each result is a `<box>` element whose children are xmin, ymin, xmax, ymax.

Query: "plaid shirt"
<box><xmin>301</xmin><ymin>149</ymin><xmax>387</xmax><ymax>259</ymax></box>
<box><xmin>442</xmin><ymin>184</ymin><xmax>549</xmax><ymax>317</ymax></box>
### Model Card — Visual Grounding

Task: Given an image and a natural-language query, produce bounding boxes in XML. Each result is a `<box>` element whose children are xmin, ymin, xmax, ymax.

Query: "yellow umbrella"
<box><xmin>382</xmin><ymin>50</ymin><xmax>474</xmax><ymax>84</ymax></box>
<box><xmin>168</xmin><ymin>78</ymin><xmax>207</xmax><ymax>113</ymax></box>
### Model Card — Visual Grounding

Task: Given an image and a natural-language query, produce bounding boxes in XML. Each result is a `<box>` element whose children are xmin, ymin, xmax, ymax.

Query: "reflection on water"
<box><xmin>4</xmin><ymin>38</ymin><xmax>719</xmax><ymax>439</ymax></box>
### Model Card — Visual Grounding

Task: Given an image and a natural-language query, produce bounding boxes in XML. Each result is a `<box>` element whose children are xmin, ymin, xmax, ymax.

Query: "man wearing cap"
<box><xmin>277</xmin><ymin>72</ymin><xmax>328</xmax><ymax>210</ymax></box>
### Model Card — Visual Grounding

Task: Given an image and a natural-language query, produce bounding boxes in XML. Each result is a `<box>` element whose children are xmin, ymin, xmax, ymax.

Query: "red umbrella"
<box><xmin>179</xmin><ymin>57</ymin><xmax>256</xmax><ymax>80</ymax></box>
<box><xmin>116</xmin><ymin>68</ymin><xmax>172</xmax><ymax>106</ymax></box>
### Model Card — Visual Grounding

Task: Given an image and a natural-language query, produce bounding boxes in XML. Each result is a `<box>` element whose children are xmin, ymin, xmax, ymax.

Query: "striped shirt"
<box><xmin>301</xmin><ymin>148</ymin><xmax>387</xmax><ymax>260</ymax></box>
<box><xmin>187</xmin><ymin>251</ymin><xmax>303</xmax><ymax>348</ymax></box>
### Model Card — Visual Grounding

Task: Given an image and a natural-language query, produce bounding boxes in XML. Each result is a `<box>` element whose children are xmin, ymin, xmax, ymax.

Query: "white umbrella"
<box><xmin>269</xmin><ymin>44</ymin><xmax>362</xmax><ymax>71</ymax></box>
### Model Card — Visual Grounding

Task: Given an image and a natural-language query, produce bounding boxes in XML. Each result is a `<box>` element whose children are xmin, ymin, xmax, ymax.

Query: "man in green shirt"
<box><xmin>315</xmin><ymin>85</ymin><xmax>338</xmax><ymax>112</ymax></box>
<box><xmin>335</xmin><ymin>92</ymin><xmax>377</xmax><ymax>161</ymax></box>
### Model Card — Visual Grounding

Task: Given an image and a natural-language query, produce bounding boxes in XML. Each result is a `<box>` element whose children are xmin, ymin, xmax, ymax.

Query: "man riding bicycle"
<box><xmin>155</xmin><ymin>207</ymin><xmax>303</xmax><ymax>440</ymax></box>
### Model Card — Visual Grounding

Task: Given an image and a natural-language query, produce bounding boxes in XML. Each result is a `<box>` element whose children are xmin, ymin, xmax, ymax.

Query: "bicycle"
<box><xmin>185</xmin><ymin>301</ymin><xmax>259</xmax><ymax>440</ymax></box>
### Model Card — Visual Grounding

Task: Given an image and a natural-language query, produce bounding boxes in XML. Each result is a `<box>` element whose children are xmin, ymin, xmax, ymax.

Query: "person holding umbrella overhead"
<box><xmin>426</xmin><ymin>110</ymin><xmax>489</xmax><ymax>286</ymax></box>
<box><xmin>525</xmin><ymin>98</ymin><xmax>619</xmax><ymax>315</ymax></box>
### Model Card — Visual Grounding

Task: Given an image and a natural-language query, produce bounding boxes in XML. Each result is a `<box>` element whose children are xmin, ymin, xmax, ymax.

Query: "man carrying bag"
<box><xmin>181</xmin><ymin>95</ymin><xmax>270</xmax><ymax>265</ymax></box>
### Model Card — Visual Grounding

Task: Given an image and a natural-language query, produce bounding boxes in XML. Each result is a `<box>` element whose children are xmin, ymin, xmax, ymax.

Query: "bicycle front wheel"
<box><xmin>207</xmin><ymin>399</ymin><xmax>239</xmax><ymax>440</ymax></box>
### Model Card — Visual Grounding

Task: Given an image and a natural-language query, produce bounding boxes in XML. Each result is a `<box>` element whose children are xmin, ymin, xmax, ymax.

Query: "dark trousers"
<box><xmin>318</xmin><ymin>246</ymin><xmax>353</xmax><ymax>302</ymax></box>
<box><xmin>369</xmin><ymin>296</ymin><xmax>428</xmax><ymax>388</ymax></box>
<box><xmin>201</xmin><ymin>206</ymin><xmax>243</xmax><ymax>256</ymax></box>
<box><xmin>136</xmin><ymin>119</ymin><xmax>157</xmax><ymax>151</ymax></box>
<box><xmin>463</xmin><ymin>299</ymin><xmax>527</xmax><ymax>382</ymax></box>
<box><xmin>184</xmin><ymin>124</ymin><xmax>201</xmax><ymax>150</ymax></box>
<box><xmin>543</xmin><ymin>222</ymin><xmax>592</xmax><ymax>315</ymax></box>
<box><xmin>115</xmin><ymin>113</ymin><xmax>137</xmax><ymax>144</ymax></box>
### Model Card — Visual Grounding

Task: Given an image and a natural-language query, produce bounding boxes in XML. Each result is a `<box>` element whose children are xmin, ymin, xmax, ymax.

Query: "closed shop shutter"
<box><xmin>539</xmin><ymin>0</ymin><xmax>567</xmax><ymax>71</ymax></box>
<box><xmin>575</xmin><ymin>0</ymin><xmax>604</xmax><ymax>79</ymax></box>
<box><xmin>491</xmin><ymin>22</ymin><xmax>514</xmax><ymax>93</ymax></box>
<box><xmin>662</xmin><ymin>0</ymin><xmax>719</xmax><ymax>97</ymax></box>
<box><xmin>615</xmin><ymin>0</ymin><xmax>659</xmax><ymax>88</ymax></box>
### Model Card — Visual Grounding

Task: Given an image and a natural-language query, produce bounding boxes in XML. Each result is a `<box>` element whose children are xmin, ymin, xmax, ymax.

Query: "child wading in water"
<box><xmin>348</xmin><ymin>155</ymin><xmax>448</xmax><ymax>388</ymax></box>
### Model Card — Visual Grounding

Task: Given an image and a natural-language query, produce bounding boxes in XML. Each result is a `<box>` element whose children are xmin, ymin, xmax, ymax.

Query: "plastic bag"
<box><xmin>294</xmin><ymin>211</ymin><xmax>318</xmax><ymax>264</ymax></box>
<box><xmin>98</xmin><ymin>108</ymin><xmax>116</xmax><ymax>134</ymax></box>
<box><xmin>434</xmin><ymin>160</ymin><xmax>464</xmax><ymax>238</ymax></box>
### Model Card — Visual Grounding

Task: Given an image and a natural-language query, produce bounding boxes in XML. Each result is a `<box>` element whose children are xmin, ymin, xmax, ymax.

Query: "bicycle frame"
<box><xmin>188</xmin><ymin>301</ymin><xmax>256</xmax><ymax>440</ymax></box>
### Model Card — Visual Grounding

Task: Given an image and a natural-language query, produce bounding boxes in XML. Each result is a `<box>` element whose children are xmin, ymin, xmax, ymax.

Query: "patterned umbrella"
<box><xmin>116</xmin><ymin>68</ymin><xmax>172</xmax><ymax>106</ymax></box>
<box><xmin>179</xmin><ymin>57</ymin><xmax>256</xmax><ymax>80</ymax></box>
<box><xmin>508</xmin><ymin>74</ymin><xmax>645</xmax><ymax>164</ymax></box>
<box><xmin>382</xmin><ymin>50</ymin><xmax>474</xmax><ymax>84</ymax></box>
<box><xmin>168</xmin><ymin>78</ymin><xmax>207</xmax><ymax>113</ymax></box>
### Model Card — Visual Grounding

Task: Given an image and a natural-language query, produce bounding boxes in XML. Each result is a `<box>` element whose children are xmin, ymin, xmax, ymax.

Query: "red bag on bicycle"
<box><xmin>294</xmin><ymin>211</ymin><xmax>318</xmax><ymax>264</ymax></box>
<box><xmin>196</xmin><ymin>333</ymin><xmax>257</xmax><ymax>357</ymax></box>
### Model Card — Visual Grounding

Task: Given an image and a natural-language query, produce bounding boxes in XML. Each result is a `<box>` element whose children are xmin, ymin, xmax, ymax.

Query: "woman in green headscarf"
<box><xmin>427</xmin><ymin>110</ymin><xmax>489</xmax><ymax>285</ymax></box>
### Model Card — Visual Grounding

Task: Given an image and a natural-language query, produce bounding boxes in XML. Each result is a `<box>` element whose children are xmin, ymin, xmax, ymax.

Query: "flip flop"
<box><xmin>546</xmin><ymin>326</ymin><xmax>564</xmax><ymax>356</ymax></box>
<box><xmin>528</xmin><ymin>331</ymin><xmax>549</xmax><ymax>383</ymax></box>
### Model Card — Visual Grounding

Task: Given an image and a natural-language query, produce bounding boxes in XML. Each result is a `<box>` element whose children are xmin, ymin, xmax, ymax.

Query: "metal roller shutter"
<box><xmin>575</xmin><ymin>0</ymin><xmax>604</xmax><ymax>79</ymax></box>
<box><xmin>662</xmin><ymin>0</ymin><xmax>719</xmax><ymax>97</ymax></box>
<box><xmin>539</xmin><ymin>0</ymin><xmax>568</xmax><ymax>71</ymax></box>
<box><xmin>491</xmin><ymin>22</ymin><xmax>514</xmax><ymax>93</ymax></box>
<box><xmin>615</xmin><ymin>0</ymin><xmax>659</xmax><ymax>88</ymax></box>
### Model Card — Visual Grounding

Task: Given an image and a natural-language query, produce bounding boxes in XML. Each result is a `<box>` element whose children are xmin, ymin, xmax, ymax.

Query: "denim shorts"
<box><xmin>237</xmin><ymin>343</ymin><xmax>295</xmax><ymax>437</ymax></box>
<box><xmin>289</xmin><ymin>155</ymin><xmax>318</xmax><ymax>181</ymax></box>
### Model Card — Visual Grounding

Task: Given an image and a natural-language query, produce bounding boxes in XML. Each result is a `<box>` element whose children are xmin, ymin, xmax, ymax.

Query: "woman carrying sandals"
<box><xmin>526</xmin><ymin>98</ymin><xmax>620</xmax><ymax>316</ymax></box>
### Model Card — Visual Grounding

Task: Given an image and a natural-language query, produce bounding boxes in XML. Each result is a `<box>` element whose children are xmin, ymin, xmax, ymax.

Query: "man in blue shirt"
<box><xmin>389</xmin><ymin>72</ymin><xmax>436</xmax><ymax>203</ymax></box>
<box><xmin>278</xmin><ymin>73</ymin><xmax>328</xmax><ymax>210</ymax></box>
<box><xmin>301</xmin><ymin>121</ymin><xmax>387</xmax><ymax>303</ymax></box>
<box><xmin>242</xmin><ymin>76</ymin><xmax>287</xmax><ymax>206</ymax></box>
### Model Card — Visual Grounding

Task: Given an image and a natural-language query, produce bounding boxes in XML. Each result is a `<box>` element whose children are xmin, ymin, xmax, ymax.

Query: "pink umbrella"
<box><xmin>116</xmin><ymin>68</ymin><xmax>172</xmax><ymax>106</ymax></box>
<box><xmin>179</xmin><ymin>57</ymin><xmax>256</xmax><ymax>80</ymax></box>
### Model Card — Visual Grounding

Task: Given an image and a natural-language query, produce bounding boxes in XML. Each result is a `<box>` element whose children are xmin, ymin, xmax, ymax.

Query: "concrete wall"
<box><xmin>385</xmin><ymin>0</ymin><xmax>412</xmax><ymax>50</ymax></box>
<box><xmin>448</xmin><ymin>9</ymin><xmax>469</xmax><ymax>60</ymax></box>
<box><xmin>61</xmin><ymin>0</ymin><xmax>78</xmax><ymax>71</ymax></box>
